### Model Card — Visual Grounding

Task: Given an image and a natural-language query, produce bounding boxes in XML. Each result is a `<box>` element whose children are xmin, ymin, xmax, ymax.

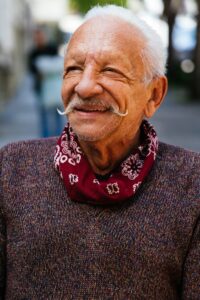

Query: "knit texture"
<box><xmin>0</xmin><ymin>138</ymin><xmax>200</xmax><ymax>299</ymax></box>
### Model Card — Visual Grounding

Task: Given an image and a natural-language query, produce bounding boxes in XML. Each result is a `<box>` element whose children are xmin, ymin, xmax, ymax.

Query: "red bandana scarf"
<box><xmin>54</xmin><ymin>120</ymin><xmax>158</xmax><ymax>205</ymax></box>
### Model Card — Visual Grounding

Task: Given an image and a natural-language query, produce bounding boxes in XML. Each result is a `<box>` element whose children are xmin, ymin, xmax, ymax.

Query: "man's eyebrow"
<box><xmin>65</xmin><ymin>52</ymin><xmax>85</xmax><ymax>63</ymax></box>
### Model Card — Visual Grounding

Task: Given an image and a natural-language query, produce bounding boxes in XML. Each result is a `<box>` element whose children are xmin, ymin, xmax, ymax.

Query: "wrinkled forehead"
<box><xmin>66</xmin><ymin>15</ymin><xmax>146</xmax><ymax>65</ymax></box>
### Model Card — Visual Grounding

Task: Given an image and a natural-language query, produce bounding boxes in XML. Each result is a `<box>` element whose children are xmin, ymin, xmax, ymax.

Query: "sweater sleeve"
<box><xmin>182</xmin><ymin>216</ymin><xmax>200</xmax><ymax>299</ymax></box>
<box><xmin>0</xmin><ymin>148</ymin><xmax>6</xmax><ymax>298</ymax></box>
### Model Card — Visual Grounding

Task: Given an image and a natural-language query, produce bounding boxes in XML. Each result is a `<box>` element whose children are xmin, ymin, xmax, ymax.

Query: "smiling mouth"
<box><xmin>74</xmin><ymin>106</ymin><xmax>109</xmax><ymax>113</ymax></box>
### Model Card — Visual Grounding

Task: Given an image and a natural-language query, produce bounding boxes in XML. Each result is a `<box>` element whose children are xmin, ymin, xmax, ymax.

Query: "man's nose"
<box><xmin>74</xmin><ymin>68</ymin><xmax>103</xmax><ymax>99</ymax></box>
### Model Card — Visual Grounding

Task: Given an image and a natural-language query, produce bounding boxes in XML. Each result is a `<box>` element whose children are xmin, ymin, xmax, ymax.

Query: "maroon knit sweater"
<box><xmin>0</xmin><ymin>138</ymin><xmax>200</xmax><ymax>299</ymax></box>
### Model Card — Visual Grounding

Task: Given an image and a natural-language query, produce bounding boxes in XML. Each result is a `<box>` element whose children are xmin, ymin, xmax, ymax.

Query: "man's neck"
<box><xmin>78</xmin><ymin>130</ymin><xmax>140</xmax><ymax>175</ymax></box>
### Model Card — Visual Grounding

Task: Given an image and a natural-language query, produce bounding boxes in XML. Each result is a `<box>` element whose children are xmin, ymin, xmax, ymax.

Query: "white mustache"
<box><xmin>57</xmin><ymin>97</ymin><xmax>128</xmax><ymax>117</ymax></box>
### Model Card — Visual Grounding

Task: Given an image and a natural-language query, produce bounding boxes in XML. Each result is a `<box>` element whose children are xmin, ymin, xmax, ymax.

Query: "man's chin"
<box><xmin>71</xmin><ymin>126</ymin><xmax>106</xmax><ymax>142</ymax></box>
<box><xmin>68</xmin><ymin>123</ymin><xmax>110</xmax><ymax>142</ymax></box>
<box><xmin>69</xmin><ymin>115</ymin><xmax>121</xmax><ymax>142</ymax></box>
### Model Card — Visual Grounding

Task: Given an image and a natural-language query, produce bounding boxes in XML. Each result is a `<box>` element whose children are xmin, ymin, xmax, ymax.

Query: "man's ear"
<box><xmin>144</xmin><ymin>76</ymin><xmax>168</xmax><ymax>118</ymax></box>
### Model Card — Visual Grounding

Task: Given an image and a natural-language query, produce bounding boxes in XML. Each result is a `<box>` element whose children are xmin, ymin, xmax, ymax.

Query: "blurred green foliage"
<box><xmin>69</xmin><ymin>0</ymin><xmax>127</xmax><ymax>14</ymax></box>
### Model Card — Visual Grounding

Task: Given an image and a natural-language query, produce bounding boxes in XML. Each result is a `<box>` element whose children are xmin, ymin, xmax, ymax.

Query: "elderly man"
<box><xmin>0</xmin><ymin>5</ymin><xmax>200</xmax><ymax>299</ymax></box>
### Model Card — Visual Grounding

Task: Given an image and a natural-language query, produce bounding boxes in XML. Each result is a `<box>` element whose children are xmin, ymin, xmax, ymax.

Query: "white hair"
<box><xmin>85</xmin><ymin>5</ymin><xmax>167</xmax><ymax>82</ymax></box>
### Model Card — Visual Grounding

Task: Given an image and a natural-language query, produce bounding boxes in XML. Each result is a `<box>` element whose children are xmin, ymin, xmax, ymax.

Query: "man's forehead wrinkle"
<box><xmin>66</xmin><ymin>46</ymin><xmax>134</xmax><ymax>73</ymax></box>
<box><xmin>72</xmin><ymin>16</ymin><xmax>136</xmax><ymax>45</ymax></box>
<box><xmin>67</xmin><ymin>34</ymin><xmax>123</xmax><ymax>61</ymax></box>
<box><xmin>68</xmin><ymin>14</ymin><xmax>145</xmax><ymax>50</ymax></box>
<box><xmin>64</xmin><ymin>15</ymin><xmax>146</xmax><ymax>78</ymax></box>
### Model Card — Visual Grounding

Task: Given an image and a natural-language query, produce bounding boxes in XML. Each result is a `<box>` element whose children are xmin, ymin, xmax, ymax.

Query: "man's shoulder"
<box><xmin>158</xmin><ymin>141</ymin><xmax>200</xmax><ymax>163</ymax></box>
<box><xmin>157</xmin><ymin>141</ymin><xmax>200</xmax><ymax>178</ymax></box>
<box><xmin>0</xmin><ymin>137</ymin><xmax>58</xmax><ymax>161</ymax></box>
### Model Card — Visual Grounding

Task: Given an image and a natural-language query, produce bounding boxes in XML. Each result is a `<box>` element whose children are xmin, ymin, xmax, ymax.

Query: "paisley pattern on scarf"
<box><xmin>54</xmin><ymin>120</ymin><xmax>158</xmax><ymax>205</ymax></box>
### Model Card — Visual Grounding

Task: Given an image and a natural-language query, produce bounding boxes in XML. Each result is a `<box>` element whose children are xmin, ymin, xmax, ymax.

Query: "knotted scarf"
<box><xmin>54</xmin><ymin>120</ymin><xmax>158</xmax><ymax>205</ymax></box>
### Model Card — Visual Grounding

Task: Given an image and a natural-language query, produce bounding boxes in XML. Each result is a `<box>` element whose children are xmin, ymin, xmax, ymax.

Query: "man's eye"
<box><xmin>103</xmin><ymin>67</ymin><xmax>117</xmax><ymax>73</ymax></box>
<box><xmin>65</xmin><ymin>66</ymin><xmax>82</xmax><ymax>74</ymax></box>
<box><xmin>103</xmin><ymin>67</ymin><xmax>123</xmax><ymax>77</ymax></box>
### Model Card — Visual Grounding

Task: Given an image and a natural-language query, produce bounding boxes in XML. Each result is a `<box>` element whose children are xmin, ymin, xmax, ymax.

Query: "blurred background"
<box><xmin>0</xmin><ymin>0</ymin><xmax>200</xmax><ymax>151</ymax></box>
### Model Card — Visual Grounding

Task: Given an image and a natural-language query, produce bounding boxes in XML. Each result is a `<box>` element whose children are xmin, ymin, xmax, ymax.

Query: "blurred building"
<box><xmin>28</xmin><ymin>0</ymin><xmax>67</xmax><ymax>23</ymax></box>
<box><xmin>0</xmin><ymin>0</ymin><xmax>32</xmax><ymax>110</ymax></box>
<box><xmin>0</xmin><ymin>0</ymin><xmax>69</xmax><ymax>112</ymax></box>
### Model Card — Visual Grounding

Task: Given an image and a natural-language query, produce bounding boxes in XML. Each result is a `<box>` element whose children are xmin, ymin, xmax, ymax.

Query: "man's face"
<box><xmin>62</xmin><ymin>16</ymin><xmax>154</xmax><ymax>143</ymax></box>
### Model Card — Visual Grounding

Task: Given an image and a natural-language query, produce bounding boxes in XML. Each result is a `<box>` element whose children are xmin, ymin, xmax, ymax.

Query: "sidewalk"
<box><xmin>0</xmin><ymin>76</ymin><xmax>200</xmax><ymax>152</ymax></box>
